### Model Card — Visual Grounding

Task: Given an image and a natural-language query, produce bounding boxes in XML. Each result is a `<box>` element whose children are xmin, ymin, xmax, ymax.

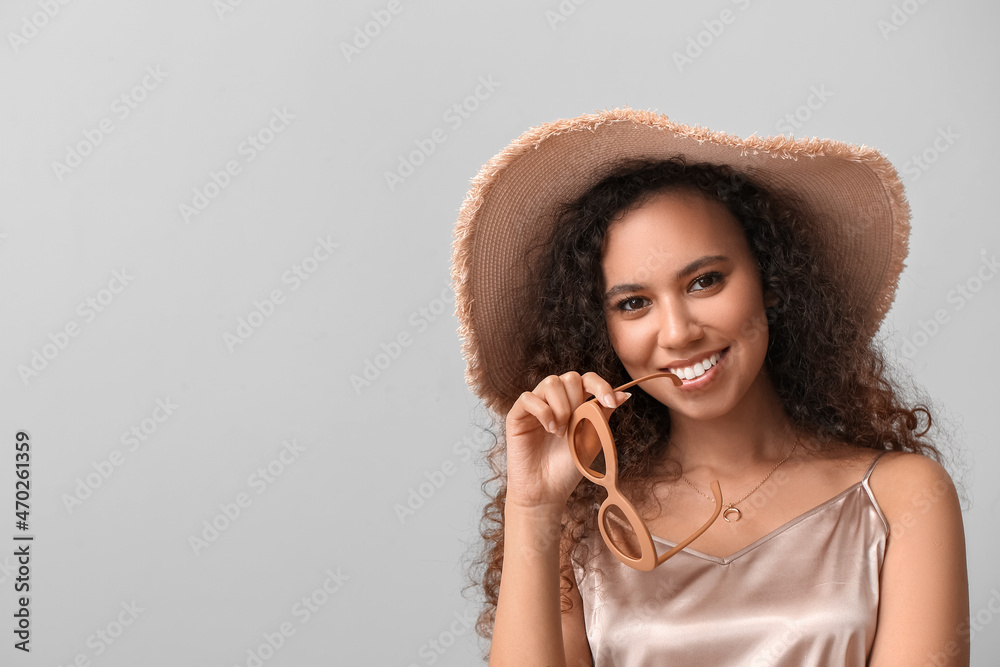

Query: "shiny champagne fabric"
<box><xmin>573</xmin><ymin>452</ymin><xmax>888</xmax><ymax>666</ymax></box>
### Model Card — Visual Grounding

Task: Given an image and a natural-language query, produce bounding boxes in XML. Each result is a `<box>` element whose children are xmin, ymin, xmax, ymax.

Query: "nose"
<box><xmin>656</xmin><ymin>299</ymin><xmax>703</xmax><ymax>351</ymax></box>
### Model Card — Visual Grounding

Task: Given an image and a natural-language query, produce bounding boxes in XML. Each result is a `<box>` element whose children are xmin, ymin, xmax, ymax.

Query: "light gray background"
<box><xmin>1</xmin><ymin>0</ymin><xmax>997</xmax><ymax>665</ymax></box>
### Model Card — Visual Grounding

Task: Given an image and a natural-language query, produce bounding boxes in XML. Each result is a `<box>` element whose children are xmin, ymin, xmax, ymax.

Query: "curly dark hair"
<box><xmin>462</xmin><ymin>157</ymin><xmax>945</xmax><ymax>652</ymax></box>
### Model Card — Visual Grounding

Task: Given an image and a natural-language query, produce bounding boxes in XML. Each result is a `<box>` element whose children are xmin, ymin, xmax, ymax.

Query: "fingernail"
<box><xmin>548</xmin><ymin>421</ymin><xmax>557</xmax><ymax>434</ymax></box>
<box><xmin>602</xmin><ymin>394</ymin><xmax>614</xmax><ymax>408</ymax></box>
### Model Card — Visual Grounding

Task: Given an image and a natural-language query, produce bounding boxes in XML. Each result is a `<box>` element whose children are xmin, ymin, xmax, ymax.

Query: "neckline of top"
<box><xmin>649</xmin><ymin>480</ymin><xmax>861</xmax><ymax>564</ymax></box>
<box><xmin>594</xmin><ymin>451</ymin><xmax>889</xmax><ymax>564</ymax></box>
<box><xmin>646</xmin><ymin>451</ymin><xmax>889</xmax><ymax>564</ymax></box>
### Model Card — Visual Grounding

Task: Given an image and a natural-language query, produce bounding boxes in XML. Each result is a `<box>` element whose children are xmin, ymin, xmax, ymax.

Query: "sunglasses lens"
<box><xmin>571</xmin><ymin>417</ymin><xmax>606</xmax><ymax>477</ymax></box>
<box><xmin>602</xmin><ymin>504</ymin><xmax>642</xmax><ymax>561</ymax></box>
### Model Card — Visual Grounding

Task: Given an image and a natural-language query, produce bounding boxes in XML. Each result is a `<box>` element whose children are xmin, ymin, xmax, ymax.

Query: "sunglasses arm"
<box><xmin>612</xmin><ymin>371</ymin><xmax>683</xmax><ymax>393</ymax></box>
<box><xmin>654</xmin><ymin>479</ymin><xmax>723</xmax><ymax>566</ymax></box>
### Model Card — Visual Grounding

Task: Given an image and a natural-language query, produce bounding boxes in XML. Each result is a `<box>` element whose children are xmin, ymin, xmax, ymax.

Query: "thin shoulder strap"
<box><xmin>863</xmin><ymin>450</ymin><xmax>889</xmax><ymax>482</ymax></box>
<box><xmin>861</xmin><ymin>450</ymin><xmax>890</xmax><ymax>534</ymax></box>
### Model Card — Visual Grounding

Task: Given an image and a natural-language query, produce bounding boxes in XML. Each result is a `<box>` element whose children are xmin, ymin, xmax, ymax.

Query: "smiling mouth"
<box><xmin>661</xmin><ymin>347</ymin><xmax>729</xmax><ymax>383</ymax></box>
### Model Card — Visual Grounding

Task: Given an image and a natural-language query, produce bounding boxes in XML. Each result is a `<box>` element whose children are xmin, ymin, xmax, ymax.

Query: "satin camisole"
<box><xmin>572</xmin><ymin>451</ymin><xmax>889</xmax><ymax>666</ymax></box>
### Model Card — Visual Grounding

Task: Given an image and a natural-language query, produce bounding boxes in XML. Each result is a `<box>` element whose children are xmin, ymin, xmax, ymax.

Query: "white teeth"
<box><xmin>670</xmin><ymin>351</ymin><xmax>722</xmax><ymax>380</ymax></box>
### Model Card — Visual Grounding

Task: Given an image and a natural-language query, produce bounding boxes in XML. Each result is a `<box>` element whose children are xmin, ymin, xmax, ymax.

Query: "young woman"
<box><xmin>450</xmin><ymin>108</ymin><xmax>969</xmax><ymax>666</ymax></box>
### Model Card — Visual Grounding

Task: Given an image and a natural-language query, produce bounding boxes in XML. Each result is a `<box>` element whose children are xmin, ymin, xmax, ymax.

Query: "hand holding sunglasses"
<box><xmin>567</xmin><ymin>372</ymin><xmax>724</xmax><ymax>571</ymax></box>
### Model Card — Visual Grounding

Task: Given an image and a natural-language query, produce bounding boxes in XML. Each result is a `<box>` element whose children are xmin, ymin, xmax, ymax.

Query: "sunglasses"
<box><xmin>566</xmin><ymin>371</ymin><xmax>723</xmax><ymax>571</ymax></box>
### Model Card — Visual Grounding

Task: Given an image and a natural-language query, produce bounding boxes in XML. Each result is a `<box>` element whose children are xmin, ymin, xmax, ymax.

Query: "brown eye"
<box><xmin>691</xmin><ymin>271</ymin><xmax>724</xmax><ymax>292</ymax></box>
<box><xmin>616</xmin><ymin>296</ymin><xmax>648</xmax><ymax>312</ymax></box>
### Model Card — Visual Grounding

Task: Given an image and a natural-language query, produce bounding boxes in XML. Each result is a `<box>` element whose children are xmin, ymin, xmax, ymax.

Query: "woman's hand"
<box><xmin>504</xmin><ymin>371</ymin><xmax>631</xmax><ymax>512</ymax></box>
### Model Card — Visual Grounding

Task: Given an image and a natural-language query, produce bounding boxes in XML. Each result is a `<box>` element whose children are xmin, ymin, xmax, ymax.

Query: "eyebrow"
<box><xmin>603</xmin><ymin>254</ymin><xmax>729</xmax><ymax>302</ymax></box>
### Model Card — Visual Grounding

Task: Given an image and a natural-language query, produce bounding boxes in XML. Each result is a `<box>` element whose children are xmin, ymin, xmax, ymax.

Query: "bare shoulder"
<box><xmin>866</xmin><ymin>450</ymin><xmax>959</xmax><ymax>524</ymax></box>
<box><xmin>868</xmin><ymin>449</ymin><xmax>953</xmax><ymax>482</ymax></box>
<box><xmin>862</xmin><ymin>450</ymin><xmax>970</xmax><ymax>665</ymax></box>
<box><xmin>796</xmin><ymin>442</ymin><xmax>959</xmax><ymax>526</ymax></box>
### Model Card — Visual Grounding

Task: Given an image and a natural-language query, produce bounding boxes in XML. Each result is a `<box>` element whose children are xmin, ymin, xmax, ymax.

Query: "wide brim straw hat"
<box><xmin>450</xmin><ymin>107</ymin><xmax>910</xmax><ymax>419</ymax></box>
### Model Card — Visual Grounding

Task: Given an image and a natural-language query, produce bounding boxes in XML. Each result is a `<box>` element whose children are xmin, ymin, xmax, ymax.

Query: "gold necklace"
<box><xmin>680</xmin><ymin>439</ymin><xmax>799</xmax><ymax>522</ymax></box>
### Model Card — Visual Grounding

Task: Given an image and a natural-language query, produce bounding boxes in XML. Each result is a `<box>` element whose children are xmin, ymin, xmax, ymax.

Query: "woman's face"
<box><xmin>601</xmin><ymin>188</ymin><xmax>772</xmax><ymax>420</ymax></box>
